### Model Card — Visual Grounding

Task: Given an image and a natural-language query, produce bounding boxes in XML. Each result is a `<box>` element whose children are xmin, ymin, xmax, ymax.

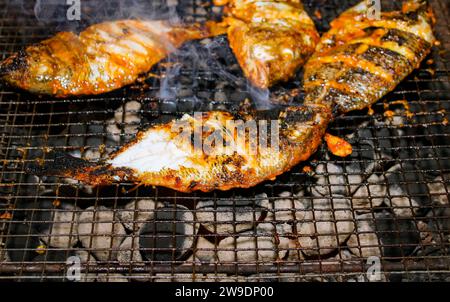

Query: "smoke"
<box><xmin>152</xmin><ymin>34</ymin><xmax>275</xmax><ymax>110</ymax></box>
<box><xmin>158</xmin><ymin>63</ymin><xmax>182</xmax><ymax>101</ymax></box>
<box><xmin>12</xmin><ymin>0</ymin><xmax>181</xmax><ymax>30</ymax></box>
<box><xmin>248</xmin><ymin>86</ymin><xmax>271</xmax><ymax>110</ymax></box>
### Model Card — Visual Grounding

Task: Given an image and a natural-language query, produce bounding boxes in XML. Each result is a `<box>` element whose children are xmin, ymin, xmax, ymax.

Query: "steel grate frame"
<box><xmin>0</xmin><ymin>0</ymin><xmax>449</xmax><ymax>282</ymax></box>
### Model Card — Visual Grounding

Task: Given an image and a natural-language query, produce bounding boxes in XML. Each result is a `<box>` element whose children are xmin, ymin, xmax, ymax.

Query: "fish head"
<box><xmin>0</xmin><ymin>45</ymin><xmax>58</xmax><ymax>95</ymax></box>
<box><xmin>1</xmin><ymin>31</ymin><xmax>81</xmax><ymax>95</ymax></box>
<box><xmin>0</xmin><ymin>49</ymin><xmax>29</xmax><ymax>87</ymax></box>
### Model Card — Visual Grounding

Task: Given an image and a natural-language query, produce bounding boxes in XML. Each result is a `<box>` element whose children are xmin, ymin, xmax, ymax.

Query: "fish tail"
<box><xmin>27</xmin><ymin>152</ymin><xmax>134</xmax><ymax>186</ymax></box>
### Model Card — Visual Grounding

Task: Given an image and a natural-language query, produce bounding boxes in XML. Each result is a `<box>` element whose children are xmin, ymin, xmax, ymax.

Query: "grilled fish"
<box><xmin>216</xmin><ymin>0</ymin><xmax>319</xmax><ymax>88</ymax></box>
<box><xmin>0</xmin><ymin>20</ymin><xmax>211</xmax><ymax>97</ymax></box>
<box><xmin>31</xmin><ymin>105</ymin><xmax>331</xmax><ymax>192</ymax></box>
<box><xmin>304</xmin><ymin>0</ymin><xmax>436</xmax><ymax>113</ymax></box>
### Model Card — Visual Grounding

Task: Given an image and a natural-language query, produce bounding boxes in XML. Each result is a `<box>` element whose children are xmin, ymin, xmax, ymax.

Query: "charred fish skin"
<box><xmin>0</xmin><ymin>20</ymin><xmax>210</xmax><ymax>97</ymax></box>
<box><xmin>217</xmin><ymin>0</ymin><xmax>319</xmax><ymax>88</ymax></box>
<box><xmin>304</xmin><ymin>0</ymin><xmax>436</xmax><ymax>113</ymax></box>
<box><xmin>31</xmin><ymin>105</ymin><xmax>331</xmax><ymax>193</ymax></box>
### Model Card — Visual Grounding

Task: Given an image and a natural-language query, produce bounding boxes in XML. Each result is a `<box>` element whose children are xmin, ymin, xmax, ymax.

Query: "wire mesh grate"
<box><xmin>0</xmin><ymin>0</ymin><xmax>449</xmax><ymax>282</ymax></box>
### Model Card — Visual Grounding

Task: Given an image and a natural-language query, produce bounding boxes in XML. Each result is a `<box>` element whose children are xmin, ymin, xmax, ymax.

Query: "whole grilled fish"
<box><xmin>31</xmin><ymin>105</ymin><xmax>331</xmax><ymax>192</ymax></box>
<box><xmin>304</xmin><ymin>0</ymin><xmax>436</xmax><ymax>113</ymax></box>
<box><xmin>215</xmin><ymin>0</ymin><xmax>319</xmax><ymax>88</ymax></box>
<box><xmin>0</xmin><ymin>20</ymin><xmax>211</xmax><ymax>97</ymax></box>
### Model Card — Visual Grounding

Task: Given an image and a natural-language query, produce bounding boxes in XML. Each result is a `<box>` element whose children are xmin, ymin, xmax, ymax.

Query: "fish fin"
<box><xmin>26</xmin><ymin>151</ymin><xmax>94</xmax><ymax>178</ymax></box>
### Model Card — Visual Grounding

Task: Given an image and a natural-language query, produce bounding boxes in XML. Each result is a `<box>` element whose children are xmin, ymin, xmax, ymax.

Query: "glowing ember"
<box><xmin>52</xmin><ymin>199</ymin><xmax>61</xmax><ymax>207</ymax></box>
<box><xmin>0</xmin><ymin>212</ymin><xmax>12</xmax><ymax>220</ymax></box>
<box><xmin>302</xmin><ymin>166</ymin><xmax>313</xmax><ymax>174</ymax></box>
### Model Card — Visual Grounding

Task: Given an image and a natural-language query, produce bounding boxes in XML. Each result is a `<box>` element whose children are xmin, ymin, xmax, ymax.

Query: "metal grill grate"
<box><xmin>0</xmin><ymin>0</ymin><xmax>449</xmax><ymax>282</ymax></box>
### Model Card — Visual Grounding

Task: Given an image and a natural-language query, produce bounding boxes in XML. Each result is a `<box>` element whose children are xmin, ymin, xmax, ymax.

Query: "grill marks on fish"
<box><xmin>219</xmin><ymin>0</ymin><xmax>319</xmax><ymax>88</ymax></box>
<box><xmin>0</xmin><ymin>20</ymin><xmax>210</xmax><ymax>97</ymax></box>
<box><xmin>304</xmin><ymin>0</ymin><xmax>435</xmax><ymax>113</ymax></box>
<box><xmin>33</xmin><ymin>105</ymin><xmax>331</xmax><ymax>192</ymax></box>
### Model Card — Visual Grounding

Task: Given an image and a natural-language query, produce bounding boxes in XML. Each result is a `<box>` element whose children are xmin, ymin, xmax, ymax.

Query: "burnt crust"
<box><xmin>0</xmin><ymin>49</ymin><xmax>28</xmax><ymax>76</ymax></box>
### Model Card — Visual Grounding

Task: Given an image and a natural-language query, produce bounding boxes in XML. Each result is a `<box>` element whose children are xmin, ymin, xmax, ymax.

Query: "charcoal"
<box><xmin>216</xmin><ymin>223</ymin><xmax>288</xmax><ymax>263</ymax></box>
<box><xmin>38</xmin><ymin>203</ymin><xmax>80</xmax><ymax>248</ymax></box>
<box><xmin>6</xmin><ymin>222</ymin><xmax>41</xmax><ymax>262</ymax></box>
<box><xmin>374</xmin><ymin>212</ymin><xmax>420</xmax><ymax>259</ymax></box>
<box><xmin>426</xmin><ymin>206</ymin><xmax>450</xmax><ymax>241</ymax></box>
<box><xmin>117</xmin><ymin>236</ymin><xmax>141</xmax><ymax>263</ymax></box>
<box><xmin>347</xmin><ymin>214</ymin><xmax>382</xmax><ymax>258</ymax></box>
<box><xmin>196</xmin><ymin>193</ymin><xmax>269</xmax><ymax>235</ymax></box>
<box><xmin>384</xmin><ymin>164</ymin><xmax>431</xmax><ymax>217</ymax></box>
<box><xmin>197</xmin><ymin>91</ymin><xmax>212</xmax><ymax>100</ymax></box>
<box><xmin>177</xmin><ymin>89</ymin><xmax>193</xmax><ymax>98</ymax></box>
<box><xmin>119</xmin><ymin>199</ymin><xmax>163</xmax><ymax>232</ymax></box>
<box><xmin>311</xmin><ymin>137</ymin><xmax>381</xmax><ymax>197</ymax></box>
<box><xmin>230</xmin><ymin>91</ymin><xmax>249</xmax><ymax>103</ymax></box>
<box><xmin>414</xmin><ymin>147</ymin><xmax>450</xmax><ymax>179</ymax></box>
<box><xmin>266</xmin><ymin>191</ymin><xmax>308</xmax><ymax>235</ymax></box>
<box><xmin>114</xmin><ymin>101</ymin><xmax>141</xmax><ymax>136</ymax></box>
<box><xmin>78</xmin><ymin>206</ymin><xmax>126</xmax><ymax>261</ymax></box>
<box><xmin>160</xmin><ymin>100</ymin><xmax>178</xmax><ymax>113</ymax></box>
<box><xmin>177</xmin><ymin>97</ymin><xmax>199</xmax><ymax>112</ymax></box>
<box><xmin>192</xmin><ymin>236</ymin><xmax>217</xmax><ymax>263</ymax></box>
<box><xmin>351</xmin><ymin>174</ymin><xmax>386</xmax><ymax>211</ymax></box>
<box><xmin>139</xmin><ymin>205</ymin><xmax>197</xmax><ymax>262</ymax></box>
<box><xmin>311</xmin><ymin>163</ymin><xmax>347</xmax><ymax>196</ymax></box>
<box><xmin>296</xmin><ymin>197</ymin><xmax>354</xmax><ymax>256</ymax></box>
<box><xmin>106</xmin><ymin>118</ymin><xmax>122</xmax><ymax>142</ymax></box>
<box><xmin>214</xmin><ymin>91</ymin><xmax>228</xmax><ymax>103</ymax></box>
<box><xmin>211</xmin><ymin>103</ymin><xmax>228</xmax><ymax>111</ymax></box>
<box><xmin>26</xmin><ymin>199</ymin><xmax>57</xmax><ymax>232</ymax></box>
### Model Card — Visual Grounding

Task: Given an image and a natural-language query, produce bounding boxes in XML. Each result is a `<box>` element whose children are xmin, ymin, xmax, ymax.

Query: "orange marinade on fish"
<box><xmin>304</xmin><ymin>0</ymin><xmax>436</xmax><ymax>113</ymax></box>
<box><xmin>216</xmin><ymin>0</ymin><xmax>319</xmax><ymax>88</ymax></box>
<box><xmin>0</xmin><ymin>20</ymin><xmax>213</xmax><ymax>97</ymax></box>
<box><xmin>31</xmin><ymin>105</ymin><xmax>331</xmax><ymax>193</ymax></box>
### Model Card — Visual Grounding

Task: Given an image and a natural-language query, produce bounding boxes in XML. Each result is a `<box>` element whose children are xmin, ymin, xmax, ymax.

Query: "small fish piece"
<box><xmin>324</xmin><ymin>133</ymin><xmax>353</xmax><ymax>158</ymax></box>
<box><xmin>304</xmin><ymin>0</ymin><xmax>436</xmax><ymax>113</ymax></box>
<box><xmin>0</xmin><ymin>20</ymin><xmax>212</xmax><ymax>97</ymax></box>
<box><xmin>30</xmin><ymin>105</ymin><xmax>331</xmax><ymax>192</ymax></box>
<box><xmin>216</xmin><ymin>0</ymin><xmax>319</xmax><ymax>88</ymax></box>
